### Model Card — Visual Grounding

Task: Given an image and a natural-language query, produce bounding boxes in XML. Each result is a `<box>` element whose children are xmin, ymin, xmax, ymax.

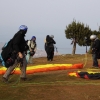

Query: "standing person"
<box><xmin>26</xmin><ymin>36</ymin><xmax>37</xmax><ymax>64</ymax></box>
<box><xmin>46</xmin><ymin>35</ymin><xmax>56</xmax><ymax>61</ymax></box>
<box><xmin>2</xmin><ymin>25</ymin><xmax>29</xmax><ymax>82</ymax></box>
<box><xmin>44</xmin><ymin>35</ymin><xmax>49</xmax><ymax>59</ymax></box>
<box><xmin>90</xmin><ymin>35</ymin><xmax>100</xmax><ymax>68</ymax></box>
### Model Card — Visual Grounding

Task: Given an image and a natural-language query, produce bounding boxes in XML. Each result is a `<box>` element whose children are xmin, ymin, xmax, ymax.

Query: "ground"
<box><xmin>0</xmin><ymin>54</ymin><xmax>100</xmax><ymax>100</ymax></box>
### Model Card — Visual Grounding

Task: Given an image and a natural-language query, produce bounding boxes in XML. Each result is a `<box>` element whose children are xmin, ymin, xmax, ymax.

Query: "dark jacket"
<box><xmin>1</xmin><ymin>30</ymin><xmax>28</xmax><ymax>61</ymax></box>
<box><xmin>12</xmin><ymin>31</ymin><xmax>29</xmax><ymax>53</ymax></box>
<box><xmin>91</xmin><ymin>38</ymin><xmax>100</xmax><ymax>54</ymax></box>
<box><xmin>46</xmin><ymin>35</ymin><xmax>56</xmax><ymax>47</ymax></box>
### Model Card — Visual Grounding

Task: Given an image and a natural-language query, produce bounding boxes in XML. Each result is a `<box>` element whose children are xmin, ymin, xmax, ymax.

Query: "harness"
<box><xmin>29</xmin><ymin>40</ymin><xmax>36</xmax><ymax>50</ymax></box>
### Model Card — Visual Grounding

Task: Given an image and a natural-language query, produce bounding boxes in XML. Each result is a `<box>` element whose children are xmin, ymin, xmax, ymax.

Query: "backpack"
<box><xmin>2</xmin><ymin>43</ymin><xmax>8</xmax><ymax>50</ymax></box>
<box><xmin>0</xmin><ymin>39</ymin><xmax>16</xmax><ymax>68</ymax></box>
<box><xmin>1</xmin><ymin>39</ymin><xmax>13</xmax><ymax>61</ymax></box>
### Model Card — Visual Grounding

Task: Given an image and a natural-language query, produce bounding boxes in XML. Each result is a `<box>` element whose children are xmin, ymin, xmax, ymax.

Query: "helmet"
<box><xmin>19</xmin><ymin>25</ymin><xmax>28</xmax><ymax>31</ymax></box>
<box><xmin>90</xmin><ymin>35</ymin><xmax>97</xmax><ymax>40</ymax></box>
<box><xmin>31</xmin><ymin>36</ymin><xmax>36</xmax><ymax>40</ymax></box>
<box><xmin>50</xmin><ymin>35</ymin><xmax>54</xmax><ymax>38</ymax></box>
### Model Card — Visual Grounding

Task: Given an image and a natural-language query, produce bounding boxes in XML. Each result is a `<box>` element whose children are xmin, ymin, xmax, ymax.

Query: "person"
<box><xmin>46</xmin><ymin>35</ymin><xmax>56</xmax><ymax>61</ymax></box>
<box><xmin>26</xmin><ymin>36</ymin><xmax>37</xmax><ymax>64</ymax></box>
<box><xmin>44</xmin><ymin>35</ymin><xmax>49</xmax><ymax>56</ymax></box>
<box><xmin>2</xmin><ymin>25</ymin><xmax>29</xmax><ymax>82</ymax></box>
<box><xmin>90</xmin><ymin>34</ymin><xmax>100</xmax><ymax>68</ymax></box>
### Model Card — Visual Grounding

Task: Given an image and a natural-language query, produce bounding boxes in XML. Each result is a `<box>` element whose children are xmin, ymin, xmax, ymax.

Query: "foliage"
<box><xmin>65</xmin><ymin>20</ymin><xmax>100</xmax><ymax>54</ymax></box>
<box><xmin>65</xmin><ymin>20</ymin><xmax>92</xmax><ymax>46</ymax></box>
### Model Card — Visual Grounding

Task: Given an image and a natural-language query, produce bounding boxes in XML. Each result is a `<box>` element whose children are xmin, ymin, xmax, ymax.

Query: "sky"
<box><xmin>0</xmin><ymin>0</ymin><xmax>100</xmax><ymax>54</ymax></box>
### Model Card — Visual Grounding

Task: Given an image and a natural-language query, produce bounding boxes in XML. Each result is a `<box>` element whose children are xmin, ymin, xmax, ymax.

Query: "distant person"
<box><xmin>45</xmin><ymin>35</ymin><xmax>56</xmax><ymax>61</ymax></box>
<box><xmin>44</xmin><ymin>35</ymin><xmax>49</xmax><ymax>57</ymax></box>
<box><xmin>90</xmin><ymin>35</ymin><xmax>100</xmax><ymax>68</ymax></box>
<box><xmin>26</xmin><ymin>36</ymin><xmax>37</xmax><ymax>64</ymax></box>
<box><xmin>1</xmin><ymin>25</ymin><xmax>29</xmax><ymax>82</ymax></box>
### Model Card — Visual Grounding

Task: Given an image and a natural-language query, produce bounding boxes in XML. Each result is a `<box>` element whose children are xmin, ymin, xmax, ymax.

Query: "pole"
<box><xmin>86</xmin><ymin>44</ymin><xmax>87</xmax><ymax>53</ymax></box>
<box><xmin>85</xmin><ymin>37</ymin><xmax>87</xmax><ymax>53</ymax></box>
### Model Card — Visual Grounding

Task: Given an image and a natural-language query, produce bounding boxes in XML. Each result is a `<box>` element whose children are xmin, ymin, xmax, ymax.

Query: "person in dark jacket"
<box><xmin>45</xmin><ymin>35</ymin><xmax>56</xmax><ymax>61</ymax></box>
<box><xmin>90</xmin><ymin>35</ymin><xmax>100</xmax><ymax>68</ymax></box>
<box><xmin>2</xmin><ymin>25</ymin><xmax>29</xmax><ymax>82</ymax></box>
<box><xmin>44</xmin><ymin>35</ymin><xmax>49</xmax><ymax>55</ymax></box>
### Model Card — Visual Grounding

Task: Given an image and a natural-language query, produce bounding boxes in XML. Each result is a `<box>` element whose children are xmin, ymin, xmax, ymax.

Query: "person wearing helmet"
<box><xmin>45</xmin><ymin>35</ymin><xmax>56</xmax><ymax>61</ymax></box>
<box><xmin>44</xmin><ymin>35</ymin><xmax>49</xmax><ymax>59</ymax></box>
<box><xmin>26</xmin><ymin>36</ymin><xmax>37</xmax><ymax>64</ymax></box>
<box><xmin>90</xmin><ymin>34</ymin><xmax>100</xmax><ymax>68</ymax></box>
<box><xmin>2</xmin><ymin>25</ymin><xmax>29</xmax><ymax>82</ymax></box>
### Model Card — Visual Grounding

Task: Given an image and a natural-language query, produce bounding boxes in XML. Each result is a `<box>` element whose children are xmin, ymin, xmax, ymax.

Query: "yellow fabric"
<box><xmin>0</xmin><ymin>64</ymin><xmax>73</xmax><ymax>70</ymax></box>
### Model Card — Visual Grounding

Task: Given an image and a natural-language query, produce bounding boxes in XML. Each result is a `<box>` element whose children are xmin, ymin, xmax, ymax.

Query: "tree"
<box><xmin>65</xmin><ymin>20</ymin><xmax>92</xmax><ymax>54</ymax></box>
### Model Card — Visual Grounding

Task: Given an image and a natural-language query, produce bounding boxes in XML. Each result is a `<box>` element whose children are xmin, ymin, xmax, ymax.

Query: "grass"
<box><xmin>0</xmin><ymin>54</ymin><xmax>100</xmax><ymax>100</ymax></box>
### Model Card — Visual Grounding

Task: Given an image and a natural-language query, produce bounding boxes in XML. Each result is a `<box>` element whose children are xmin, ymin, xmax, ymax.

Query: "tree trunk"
<box><xmin>72</xmin><ymin>41</ymin><xmax>76</xmax><ymax>55</ymax></box>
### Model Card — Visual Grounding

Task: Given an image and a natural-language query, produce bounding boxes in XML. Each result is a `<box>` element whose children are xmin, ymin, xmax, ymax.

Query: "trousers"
<box><xmin>46</xmin><ymin>46</ymin><xmax>54</xmax><ymax>61</ymax></box>
<box><xmin>92</xmin><ymin>53</ymin><xmax>98</xmax><ymax>67</ymax></box>
<box><xmin>3</xmin><ymin>55</ymin><xmax>27</xmax><ymax>80</ymax></box>
<box><xmin>26</xmin><ymin>50</ymin><xmax>33</xmax><ymax>64</ymax></box>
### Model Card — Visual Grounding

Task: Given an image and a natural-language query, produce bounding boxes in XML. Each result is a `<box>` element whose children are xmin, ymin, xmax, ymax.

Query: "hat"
<box><xmin>19</xmin><ymin>25</ymin><xmax>28</xmax><ymax>31</ymax></box>
<box><xmin>31</xmin><ymin>36</ymin><xmax>36</xmax><ymax>40</ymax></box>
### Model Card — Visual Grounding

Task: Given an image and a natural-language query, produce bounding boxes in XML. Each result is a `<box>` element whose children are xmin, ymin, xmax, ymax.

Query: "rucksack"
<box><xmin>0</xmin><ymin>39</ymin><xmax>16</xmax><ymax>68</ymax></box>
<box><xmin>1</xmin><ymin>39</ymin><xmax>13</xmax><ymax>61</ymax></box>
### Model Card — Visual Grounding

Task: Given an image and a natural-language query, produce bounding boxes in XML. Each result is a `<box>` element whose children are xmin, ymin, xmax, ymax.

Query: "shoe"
<box><xmin>2</xmin><ymin>77</ymin><xmax>8</xmax><ymax>83</ymax></box>
<box><xmin>20</xmin><ymin>77</ymin><xmax>27</xmax><ymax>81</ymax></box>
<box><xmin>91</xmin><ymin>66</ymin><xmax>99</xmax><ymax>69</ymax></box>
<box><xmin>94</xmin><ymin>67</ymin><xmax>99</xmax><ymax>69</ymax></box>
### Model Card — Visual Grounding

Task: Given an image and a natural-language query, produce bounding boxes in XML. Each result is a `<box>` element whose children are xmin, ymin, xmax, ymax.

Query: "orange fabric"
<box><xmin>0</xmin><ymin>63</ymin><xmax>83</xmax><ymax>75</ymax></box>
